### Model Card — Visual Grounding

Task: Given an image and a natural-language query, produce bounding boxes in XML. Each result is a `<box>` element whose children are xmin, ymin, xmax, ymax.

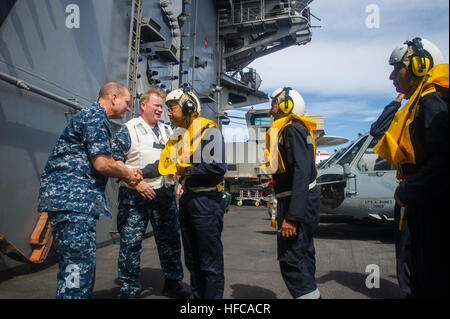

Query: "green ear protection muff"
<box><xmin>278</xmin><ymin>87</ymin><xmax>294</xmax><ymax>114</ymax></box>
<box><xmin>409</xmin><ymin>37</ymin><xmax>432</xmax><ymax>77</ymax></box>
<box><xmin>181</xmin><ymin>88</ymin><xmax>196</xmax><ymax>115</ymax></box>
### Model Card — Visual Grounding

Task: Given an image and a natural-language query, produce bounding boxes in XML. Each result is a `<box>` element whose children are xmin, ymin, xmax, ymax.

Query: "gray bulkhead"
<box><xmin>1</xmin><ymin>0</ymin><xmax>132</xmax><ymax>270</ymax></box>
<box><xmin>137</xmin><ymin>0</ymin><xmax>219</xmax><ymax>122</ymax></box>
<box><xmin>0</xmin><ymin>0</ymin><xmax>221</xmax><ymax>271</ymax></box>
<box><xmin>0</xmin><ymin>0</ymin><xmax>315</xmax><ymax>271</ymax></box>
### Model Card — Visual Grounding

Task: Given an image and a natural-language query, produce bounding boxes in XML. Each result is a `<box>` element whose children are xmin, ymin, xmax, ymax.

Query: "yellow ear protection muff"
<box><xmin>409</xmin><ymin>37</ymin><xmax>432</xmax><ymax>77</ymax></box>
<box><xmin>278</xmin><ymin>87</ymin><xmax>294</xmax><ymax>114</ymax></box>
<box><xmin>181</xmin><ymin>88</ymin><xmax>197</xmax><ymax>115</ymax></box>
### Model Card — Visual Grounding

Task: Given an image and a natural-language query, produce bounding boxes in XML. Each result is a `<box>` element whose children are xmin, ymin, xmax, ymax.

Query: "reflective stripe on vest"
<box><xmin>275</xmin><ymin>180</ymin><xmax>317</xmax><ymax>199</ymax></box>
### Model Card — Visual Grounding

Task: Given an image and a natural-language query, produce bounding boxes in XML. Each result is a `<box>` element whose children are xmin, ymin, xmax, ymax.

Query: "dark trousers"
<box><xmin>179</xmin><ymin>191</ymin><xmax>225</xmax><ymax>299</ymax></box>
<box><xmin>393</xmin><ymin>203</ymin><xmax>411</xmax><ymax>295</ymax></box>
<box><xmin>407</xmin><ymin>192</ymin><xmax>448</xmax><ymax>298</ymax></box>
<box><xmin>276</xmin><ymin>197</ymin><xmax>319</xmax><ymax>298</ymax></box>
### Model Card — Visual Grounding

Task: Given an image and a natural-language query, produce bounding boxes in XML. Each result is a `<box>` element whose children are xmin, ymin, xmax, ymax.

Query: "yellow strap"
<box><xmin>159</xmin><ymin>118</ymin><xmax>218</xmax><ymax>176</ymax></box>
<box><xmin>262</xmin><ymin>114</ymin><xmax>317</xmax><ymax>174</ymax></box>
<box><xmin>270</xmin><ymin>218</ymin><xmax>276</xmax><ymax>229</ymax></box>
<box><xmin>421</xmin><ymin>85</ymin><xmax>436</xmax><ymax>98</ymax></box>
<box><xmin>373</xmin><ymin>63</ymin><xmax>449</xmax><ymax>165</ymax></box>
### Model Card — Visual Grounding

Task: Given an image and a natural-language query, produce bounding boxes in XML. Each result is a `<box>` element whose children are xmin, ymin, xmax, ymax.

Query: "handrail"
<box><xmin>0</xmin><ymin>71</ymin><xmax>82</xmax><ymax>111</ymax></box>
<box><xmin>223</xmin><ymin>0</ymin><xmax>311</xmax><ymax>26</ymax></box>
<box><xmin>224</xmin><ymin>67</ymin><xmax>260</xmax><ymax>90</ymax></box>
<box><xmin>0</xmin><ymin>71</ymin><xmax>125</xmax><ymax>127</ymax></box>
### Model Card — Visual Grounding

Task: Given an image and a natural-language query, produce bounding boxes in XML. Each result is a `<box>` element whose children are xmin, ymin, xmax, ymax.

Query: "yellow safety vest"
<box><xmin>158</xmin><ymin>117</ymin><xmax>217</xmax><ymax>176</ymax></box>
<box><xmin>373</xmin><ymin>64</ymin><xmax>449</xmax><ymax>165</ymax></box>
<box><xmin>261</xmin><ymin>114</ymin><xmax>317</xmax><ymax>174</ymax></box>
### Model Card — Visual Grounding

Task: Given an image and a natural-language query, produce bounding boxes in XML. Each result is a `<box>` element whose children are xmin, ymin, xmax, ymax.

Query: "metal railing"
<box><xmin>224</xmin><ymin>67</ymin><xmax>259</xmax><ymax>89</ymax></box>
<box><xmin>223</xmin><ymin>0</ymin><xmax>312</xmax><ymax>26</ymax></box>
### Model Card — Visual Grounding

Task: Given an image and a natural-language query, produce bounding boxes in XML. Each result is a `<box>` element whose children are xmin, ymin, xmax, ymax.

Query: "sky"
<box><xmin>223</xmin><ymin>0</ymin><xmax>449</xmax><ymax>154</ymax></box>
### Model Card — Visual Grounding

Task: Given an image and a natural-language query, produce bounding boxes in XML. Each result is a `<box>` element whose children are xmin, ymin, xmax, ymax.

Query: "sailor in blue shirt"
<box><xmin>37</xmin><ymin>82</ymin><xmax>142</xmax><ymax>299</ymax></box>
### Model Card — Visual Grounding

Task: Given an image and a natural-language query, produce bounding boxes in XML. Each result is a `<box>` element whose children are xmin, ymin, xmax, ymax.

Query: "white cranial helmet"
<box><xmin>166</xmin><ymin>88</ymin><xmax>201</xmax><ymax>115</ymax></box>
<box><xmin>389</xmin><ymin>37</ymin><xmax>445</xmax><ymax>67</ymax></box>
<box><xmin>270</xmin><ymin>87</ymin><xmax>306</xmax><ymax>116</ymax></box>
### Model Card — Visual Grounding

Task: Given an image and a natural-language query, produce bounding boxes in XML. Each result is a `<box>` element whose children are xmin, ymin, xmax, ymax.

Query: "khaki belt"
<box><xmin>275</xmin><ymin>180</ymin><xmax>317</xmax><ymax>199</ymax></box>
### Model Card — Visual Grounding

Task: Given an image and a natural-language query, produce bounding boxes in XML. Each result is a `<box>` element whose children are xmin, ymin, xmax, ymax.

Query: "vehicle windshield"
<box><xmin>336</xmin><ymin>135</ymin><xmax>368</xmax><ymax>167</ymax></box>
<box><xmin>318</xmin><ymin>148</ymin><xmax>345</xmax><ymax>169</ymax></box>
<box><xmin>318</xmin><ymin>134</ymin><xmax>368</xmax><ymax>169</ymax></box>
<box><xmin>318</xmin><ymin>143</ymin><xmax>352</xmax><ymax>169</ymax></box>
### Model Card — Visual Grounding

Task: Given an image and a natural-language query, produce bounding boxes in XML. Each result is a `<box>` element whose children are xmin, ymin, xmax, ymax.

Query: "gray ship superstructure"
<box><xmin>0</xmin><ymin>0</ymin><xmax>315</xmax><ymax>272</ymax></box>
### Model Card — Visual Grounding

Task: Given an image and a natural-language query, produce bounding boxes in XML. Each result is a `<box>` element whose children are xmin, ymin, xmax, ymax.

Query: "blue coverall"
<box><xmin>179</xmin><ymin>126</ymin><xmax>227</xmax><ymax>299</ymax></box>
<box><xmin>272</xmin><ymin>120</ymin><xmax>320</xmax><ymax>299</ymax></box>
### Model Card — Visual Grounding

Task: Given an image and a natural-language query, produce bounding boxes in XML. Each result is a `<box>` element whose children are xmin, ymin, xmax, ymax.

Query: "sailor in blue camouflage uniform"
<box><xmin>37</xmin><ymin>82</ymin><xmax>142</xmax><ymax>299</ymax></box>
<box><xmin>111</xmin><ymin>88</ymin><xmax>189</xmax><ymax>299</ymax></box>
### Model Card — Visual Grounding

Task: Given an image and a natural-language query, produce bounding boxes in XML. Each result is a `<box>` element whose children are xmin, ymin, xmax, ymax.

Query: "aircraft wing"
<box><xmin>316</xmin><ymin>135</ymin><xmax>349</xmax><ymax>146</ymax></box>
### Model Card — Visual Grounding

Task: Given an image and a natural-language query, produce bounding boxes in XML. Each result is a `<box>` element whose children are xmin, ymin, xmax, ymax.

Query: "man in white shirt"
<box><xmin>111</xmin><ymin>88</ymin><xmax>189</xmax><ymax>299</ymax></box>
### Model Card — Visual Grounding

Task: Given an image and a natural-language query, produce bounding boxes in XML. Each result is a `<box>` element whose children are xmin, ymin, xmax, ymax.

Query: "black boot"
<box><xmin>162</xmin><ymin>278</ymin><xmax>191</xmax><ymax>299</ymax></box>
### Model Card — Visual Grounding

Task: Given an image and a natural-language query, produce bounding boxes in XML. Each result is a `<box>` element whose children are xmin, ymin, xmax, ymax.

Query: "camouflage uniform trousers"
<box><xmin>117</xmin><ymin>186</ymin><xmax>183</xmax><ymax>295</ymax></box>
<box><xmin>49</xmin><ymin>211</ymin><xmax>97</xmax><ymax>299</ymax></box>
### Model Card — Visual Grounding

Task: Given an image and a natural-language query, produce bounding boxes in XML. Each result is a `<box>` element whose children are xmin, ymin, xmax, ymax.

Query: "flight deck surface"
<box><xmin>0</xmin><ymin>205</ymin><xmax>404</xmax><ymax>300</ymax></box>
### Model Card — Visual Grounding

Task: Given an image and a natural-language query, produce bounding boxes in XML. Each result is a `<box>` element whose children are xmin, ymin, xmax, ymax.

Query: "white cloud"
<box><xmin>248</xmin><ymin>0</ymin><xmax>449</xmax><ymax>98</ymax></box>
<box><xmin>358</xmin><ymin>117</ymin><xmax>378</xmax><ymax>122</ymax></box>
<box><xmin>306</xmin><ymin>99</ymin><xmax>383</xmax><ymax>118</ymax></box>
<box><xmin>250</xmin><ymin>42</ymin><xmax>394</xmax><ymax>96</ymax></box>
<box><xmin>310</xmin><ymin>0</ymin><xmax>449</xmax><ymax>42</ymax></box>
<box><xmin>226</xmin><ymin>0</ymin><xmax>449</xmax><ymax>145</ymax></box>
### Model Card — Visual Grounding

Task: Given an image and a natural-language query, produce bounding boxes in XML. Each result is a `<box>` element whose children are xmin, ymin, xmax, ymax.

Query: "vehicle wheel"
<box><xmin>237</xmin><ymin>200</ymin><xmax>243</xmax><ymax>207</ymax></box>
<box><xmin>255</xmin><ymin>201</ymin><xmax>260</xmax><ymax>207</ymax></box>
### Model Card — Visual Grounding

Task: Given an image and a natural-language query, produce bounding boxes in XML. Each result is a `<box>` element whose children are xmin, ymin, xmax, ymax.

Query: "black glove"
<box><xmin>141</xmin><ymin>161</ymin><xmax>161</xmax><ymax>179</ymax></box>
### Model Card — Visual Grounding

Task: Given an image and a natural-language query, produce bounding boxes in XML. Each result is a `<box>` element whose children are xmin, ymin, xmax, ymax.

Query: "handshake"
<box><xmin>124</xmin><ymin>167</ymin><xmax>143</xmax><ymax>187</ymax></box>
